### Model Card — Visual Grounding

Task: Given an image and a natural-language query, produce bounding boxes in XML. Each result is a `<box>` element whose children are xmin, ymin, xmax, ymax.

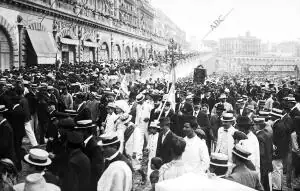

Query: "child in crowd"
<box><xmin>146</xmin><ymin>121</ymin><xmax>160</xmax><ymax>180</ymax></box>
<box><xmin>149</xmin><ymin>157</ymin><xmax>163</xmax><ymax>191</ymax></box>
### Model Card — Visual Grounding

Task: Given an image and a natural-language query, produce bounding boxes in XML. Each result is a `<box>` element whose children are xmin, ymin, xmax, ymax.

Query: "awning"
<box><xmin>27</xmin><ymin>29</ymin><xmax>58</xmax><ymax>64</ymax></box>
<box><xmin>60</xmin><ymin>38</ymin><xmax>80</xmax><ymax>46</ymax></box>
<box><xmin>83</xmin><ymin>41</ymin><xmax>100</xmax><ymax>47</ymax></box>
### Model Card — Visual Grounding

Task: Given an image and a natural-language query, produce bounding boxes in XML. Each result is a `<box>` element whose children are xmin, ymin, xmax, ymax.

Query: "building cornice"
<box><xmin>5</xmin><ymin>0</ymin><xmax>166</xmax><ymax>46</ymax></box>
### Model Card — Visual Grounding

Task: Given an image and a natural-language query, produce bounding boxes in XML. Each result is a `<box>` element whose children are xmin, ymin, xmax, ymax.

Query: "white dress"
<box><xmin>147</xmin><ymin>132</ymin><xmax>159</xmax><ymax>179</ymax></box>
<box><xmin>135</xmin><ymin>102</ymin><xmax>153</xmax><ymax>146</ymax></box>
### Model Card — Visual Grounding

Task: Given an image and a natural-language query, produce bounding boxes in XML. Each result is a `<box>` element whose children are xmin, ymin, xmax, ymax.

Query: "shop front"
<box><xmin>60</xmin><ymin>37</ymin><xmax>79</xmax><ymax>65</ymax></box>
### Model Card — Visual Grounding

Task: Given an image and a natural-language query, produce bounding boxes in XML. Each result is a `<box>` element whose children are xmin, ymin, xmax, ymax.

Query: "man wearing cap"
<box><xmin>254</xmin><ymin>118</ymin><xmax>273</xmax><ymax>191</ymax></box>
<box><xmin>182</xmin><ymin>119</ymin><xmax>210</xmax><ymax>173</ymax></box>
<box><xmin>215</xmin><ymin>113</ymin><xmax>237</xmax><ymax>162</ymax></box>
<box><xmin>209</xmin><ymin>153</ymin><xmax>230</xmax><ymax>177</ymax></box>
<box><xmin>211</xmin><ymin>94</ymin><xmax>233</xmax><ymax>116</ymax></box>
<box><xmin>227</xmin><ymin>142</ymin><xmax>264</xmax><ymax>190</ymax></box>
<box><xmin>74</xmin><ymin>120</ymin><xmax>104</xmax><ymax>191</ymax></box>
<box><xmin>98</xmin><ymin>133</ymin><xmax>133</xmax><ymax>191</ymax></box>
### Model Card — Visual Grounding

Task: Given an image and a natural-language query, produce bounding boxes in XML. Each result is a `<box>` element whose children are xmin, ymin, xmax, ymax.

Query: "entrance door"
<box><xmin>0</xmin><ymin>28</ymin><xmax>11</xmax><ymax>71</ymax></box>
<box><xmin>62</xmin><ymin>51</ymin><xmax>69</xmax><ymax>64</ymax></box>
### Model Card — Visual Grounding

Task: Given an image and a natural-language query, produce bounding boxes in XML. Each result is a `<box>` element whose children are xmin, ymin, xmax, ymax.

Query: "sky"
<box><xmin>151</xmin><ymin>0</ymin><xmax>300</xmax><ymax>43</ymax></box>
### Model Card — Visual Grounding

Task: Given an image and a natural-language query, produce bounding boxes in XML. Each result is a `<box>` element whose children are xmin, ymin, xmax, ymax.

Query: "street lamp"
<box><xmin>78</xmin><ymin>28</ymin><xmax>82</xmax><ymax>65</ymax></box>
<box><xmin>17</xmin><ymin>15</ymin><xmax>23</xmax><ymax>68</ymax></box>
<box><xmin>110</xmin><ymin>34</ymin><xmax>114</xmax><ymax>61</ymax></box>
<box><xmin>96</xmin><ymin>33</ymin><xmax>101</xmax><ymax>63</ymax></box>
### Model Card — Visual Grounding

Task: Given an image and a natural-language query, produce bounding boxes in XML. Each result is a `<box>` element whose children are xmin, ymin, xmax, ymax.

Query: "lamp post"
<box><xmin>167</xmin><ymin>38</ymin><xmax>178</xmax><ymax>82</ymax></box>
<box><xmin>110</xmin><ymin>34</ymin><xmax>114</xmax><ymax>61</ymax></box>
<box><xmin>78</xmin><ymin>28</ymin><xmax>82</xmax><ymax>65</ymax></box>
<box><xmin>17</xmin><ymin>15</ymin><xmax>23</xmax><ymax>68</ymax></box>
<box><xmin>96</xmin><ymin>33</ymin><xmax>100</xmax><ymax>64</ymax></box>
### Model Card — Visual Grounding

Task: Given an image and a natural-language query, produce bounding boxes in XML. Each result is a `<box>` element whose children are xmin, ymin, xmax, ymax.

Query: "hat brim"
<box><xmin>136</xmin><ymin>96</ymin><xmax>145</xmax><ymax>102</ymax></box>
<box><xmin>210</xmin><ymin>161</ymin><xmax>232</xmax><ymax>167</ymax></box>
<box><xmin>24</xmin><ymin>154</ymin><xmax>52</xmax><ymax>166</ymax></box>
<box><xmin>221</xmin><ymin>117</ymin><xmax>236</xmax><ymax>122</ymax></box>
<box><xmin>13</xmin><ymin>182</ymin><xmax>60</xmax><ymax>191</ymax></box>
<box><xmin>97</xmin><ymin>139</ymin><xmax>120</xmax><ymax>146</ymax></box>
<box><xmin>232</xmin><ymin>150</ymin><xmax>251</xmax><ymax>161</ymax></box>
<box><xmin>0</xmin><ymin>108</ymin><xmax>8</xmax><ymax>113</ymax></box>
<box><xmin>74</xmin><ymin>125</ymin><xmax>96</xmax><ymax>129</ymax></box>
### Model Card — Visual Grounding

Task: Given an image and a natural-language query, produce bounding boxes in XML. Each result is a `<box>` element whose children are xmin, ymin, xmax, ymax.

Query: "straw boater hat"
<box><xmin>221</xmin><ymin>113</ymin><xmax>236</xmax><ymax>122</ymax></box>
<box><xmin>106</xmin><ymin>102</ymin><xmax>116</xmax><ymax>109</ymax></box>
<box><xmin>258</xmin><ymin>111</ymin><xmax>270</xmax><ymax>118</ymax></box>
<box><xmin>232</xmin><ymin>142</ymin><xmax>251</xmax><ymax>161</ymax></box>
<box><xmin>269</xmin><ymin>108</ymin><xmax>284</xmax><ymax>118</ymax></box>
<box><xmin>74</xmin><ymin>120</ymin><xmax>96</xmax><ymax>129</ymax></box>
<box><xmin>98</xmin><ymin>133</ymin><xmax>120</xmax><ymax>147</ymax></box>
<box><xmin>283</xmin><ymin>96</ymin><xmax>296</xmax><ymax>103</ymax></box>
<box><xmin>253</xmin><ymin>118</ymin><xmax>266</xmax><ymax>126</ymax></box>
<box><xmin>149</xmin><ymin>120</ymin><xmax>160</xmax><ymax>129</ymax></box>
<box><xmin>136</xmin><ymin>94</ymin><xmax>145</xmax><ymax>103</ymax></box>
<box><xmin>210</xmin><ymin>153</ymin><xmax>230</xmax><ymax>167</ymax></box>
<box><xmin>13</xmin><ymin>173</ymin><xmax>60</xmax><ymax>191</ymax></box>
<box><xmin>64</xmin><ymin>109</ymin><xmax>78</xmax><ymax>117</ymax></box>
<box><xmin>24</xmin><ymin>149</ymin><xmax>52</xmax><ymax>166</ymax></box>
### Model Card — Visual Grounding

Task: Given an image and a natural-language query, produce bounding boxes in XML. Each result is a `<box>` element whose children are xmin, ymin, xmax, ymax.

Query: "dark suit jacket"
<box><xmin>82</xmin><ymin>136</ymin><xmax>105</xmax><ymax>191</ymax></box>
<box><xmin>256</xmin><ymin>128</ymin><xmax>273</xmax><ymax>174</ymax></box>
<box><xmin>156</xmin><ymin>131</ymin><xmax>175</xmax><ymax>164</ymax></box>
<box><xmin>290</xmin><ymin>107</ymin><xmax>300</xmax><ymax>119</ymax></box>
<box><xmin>25</xmin><ymin>91</ymin><xmax>38</xmax><ymax>115</ymax></box>
<box><xmin>210</xmin><ymin>114</ymin><xmax>222</xmax><ymax>141</ymax></box>
<box><xmin>62</xmin><ymin>148</ymin><xmax>91</xmax><ymax>191</ymax></box>
<box><xmin>161</xmin><ymin>109</ymin><xmax>180</xmax><ymax>137</ymax></box>
<box><xmin>195</xmin><ymin>110</ymin><xmax>212</xmax><ymax>148</ymax></box>
<box><xmin>7</xmin><ymin>104</ymin><xmax>26</xmax><ymax>141</ymax></box>
<box><xmin>74</xmin><ymin>102</ymin><xmax>91</xmax><ymax>122</ymax></box>
<box><xmin>273</xmin><ymin>119</ymin><xmax>290</xmax><ymax>160</ymax></box>
<box><xmin>0</xmin><ymin>119</ymin><xmax>16</xmax><ymax>163</ymax></box>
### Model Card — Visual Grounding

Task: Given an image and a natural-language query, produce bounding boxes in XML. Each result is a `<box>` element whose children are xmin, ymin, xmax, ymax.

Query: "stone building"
<box><xmin>0</xmin><ymin>0</ymin><xmax>186</xmax><ymax>70</ymax></box>
<box><xmin>219</xmin><ymin>32</ymin><xmax>261</xmax><ymax>56</ymax></box>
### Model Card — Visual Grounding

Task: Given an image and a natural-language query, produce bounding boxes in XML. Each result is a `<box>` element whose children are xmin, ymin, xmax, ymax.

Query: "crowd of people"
<box><xmin>0</xmin><ymin>56</ymin><xmax>300</xmax><ymax>191</ymax></box>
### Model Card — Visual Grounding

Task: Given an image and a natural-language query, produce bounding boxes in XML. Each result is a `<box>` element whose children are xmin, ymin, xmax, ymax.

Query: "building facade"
<box><xmin>219</xmin><ymin>32</ymin><xmax>261</xmax><ymax>56</ymax></box>
<box><xmin>0</xmin><ymin>0</ymin><xmax>186</xmax><ymax>70</ymax></box>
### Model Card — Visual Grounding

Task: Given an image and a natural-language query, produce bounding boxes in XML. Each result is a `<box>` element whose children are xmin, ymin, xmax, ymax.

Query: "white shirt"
<box><xmin>147</xmin><ymin>133</ymin><xmax>159</xmax><ymax>160</ymax></box>
<box><xmin>162</xmin><ymin>130</ymin><xmax>170</xmax><ymax>143</ymax></box>
<box><xmin>244</xmin><ymin>131</ymin><xmax>261</xmax><ymax>175</ymax></box>
<box><xmin>182</xmin><ymin>135</ymin><xmax>210</xmax><ymax>173</ymax></box>
<box><xmin>83</xmin><ymin>135</ymin><xmax>93</xmax><ymax>147</ymax></box>
<box><xmin>215</xmin><ymin>126</ymin><xmax>236</xmax><ymax>162</ymax></box>
<box><xmin>104</xmin><ymin>112</ymin><xmax>117</xmax><ymax>134</ymax></box>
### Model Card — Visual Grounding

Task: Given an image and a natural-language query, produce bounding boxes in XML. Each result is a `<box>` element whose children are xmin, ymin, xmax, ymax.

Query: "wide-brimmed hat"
<box><xmin>75</xmin><ymin>120</ymin><xmax>96</xmax><ymax>129</ymax></box>
<box><xmin>13</xmin><ymin>173</ymin><xmax>60</xmax><ymax>191</ymax></box>
<box><xmin>258</xmin><ymin>111</ymin><xmax>270</xmax><ymax>118</ymax></box>
<box><xmin>210</xmin><ymin>153</ymin><xmax>230</xmax><ymax>167</ymax></box>
<box><xmin>24</xmin><ymin>149</ymin><xmax>52</xmax><ymax>166</ymax></box>
<box><xmin>253</xmin><ymin>118</ymin><xmax>266</xmax><ymax>126</ymax></box>
<box><xmin>149</xmin><ymin>120</ymin><xmax>160</xmax><ymax>129</ymax></box>
<box><xmin>67</xmin><ymin>131</ymin><xmax>84</xmax><ymax>145</ymax></box>
<box><xmin>236</xmin><ymin>99</ymin><xmax>244</xmax><ymax>104</ymax></box>
<box><xmin>98</xmin><ymin>133</ymin><xmax>120</xmax><ymax>146</ymax></box>
<box><xmin>0</xmin><ymin>105</ymin><xmax>8</xmax><ymax>113</ymax></box>
<box><xmin>232</xmin><ymin>142</ymin><xmax>251</xmax><ymax>161</ymax></box>
<box><xmin>114</xmin><ymin>100</ymin><xmax>130</xmax><ymax>113</ymax></box>
<box><xmin>136</xmin><ymin>94</ymin><xmax>145</xmax><ymax>103</ymax></box>
<box><xmin>236</xmin><ymin>116</ymin><xmax>253</xmax><ymax>126</ymax></box>
<box><xmin>221</xmin><ymin>113</ymin><xmax>236</xmax><ymax>122</ymax></box>
<box><xmin>0</xmin><ymin>158</ymin><xmax>17</xmax><ymax>175</ymax></box>
<box><xmin>106</xmin><ymin>102</ymin><xmax>116</xmax><ymax>109</ymax></box>
<box><xmin>283</xmin><ymin>96</ymin><xmax>296</xmax><ymax>103</ymax></box>
<box><xmin>269</xmin><ymin>108</ymin><xmax>284</xmax><ymax>118</ymax></box>
<box><xmin>158</xmin><ymin>117</ymin><xmax>171</xmax><ymax>126</ymax></box>
<box><xmin>64</xmin><ymin>109</ymin><xmax>78</xmax><ymax>117</ymax></box>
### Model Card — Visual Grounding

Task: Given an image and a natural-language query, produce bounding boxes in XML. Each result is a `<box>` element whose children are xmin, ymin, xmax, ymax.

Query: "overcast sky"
<box><xmin>151</xmin><ymin>0</ymin><xmax>300</xmax><ymax>43</ymax></box>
